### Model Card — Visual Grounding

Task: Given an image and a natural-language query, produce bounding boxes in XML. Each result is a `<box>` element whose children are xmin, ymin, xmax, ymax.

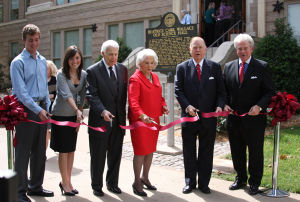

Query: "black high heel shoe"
<box><xmin>141</xmin><ymin>179</ymin><xmax>157</xmax><ymax>190</ymax></box>
<box><xmin>72</xmin><ymin>189</ymin><xmax>79</xmax><ymax>194</ymax></box>
<box><xmin>59</xmin><ymin>182</ymin><xmax>75</xmax><ymax>196</ymax></box>
<box><xmin>132</xmin><ymin>184</ymin><xmax>147</xmax><ymax>197</ymax></box>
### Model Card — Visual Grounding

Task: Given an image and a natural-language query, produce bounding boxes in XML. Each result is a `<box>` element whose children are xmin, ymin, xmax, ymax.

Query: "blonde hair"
<box><xmin>46</xmin><ymin>60</ymin><xmax>58</xmax><ymax>77</ymax></box>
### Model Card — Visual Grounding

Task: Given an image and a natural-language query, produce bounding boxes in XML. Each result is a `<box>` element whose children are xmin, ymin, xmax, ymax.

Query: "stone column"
<box><xmin>257</xmin><ymin>0</ymin><xmax>266</xmax><ymax>38</ymax></box>
<box><xmin>246</xmin><ymin>0</ymin><xmax>254</xmax><ymax>34</ymax></box>
<box><xmin>173</xmin><ymin>0</ymin><xmax>181</xmax><ymax>19</ymax></box>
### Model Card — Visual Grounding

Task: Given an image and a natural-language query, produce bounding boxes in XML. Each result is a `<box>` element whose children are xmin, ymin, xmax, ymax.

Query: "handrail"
<box><xmin>208</xmin><ymin>20</ymin><xmax>245</xmax><ymax>48</ymax></box>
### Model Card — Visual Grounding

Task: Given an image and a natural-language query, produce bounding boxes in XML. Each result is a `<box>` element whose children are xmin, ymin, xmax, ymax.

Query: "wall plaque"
<box><xmin>146</xmin><ymin>12</ymin><xmax>198</xmax><ymax>74</ymax></box>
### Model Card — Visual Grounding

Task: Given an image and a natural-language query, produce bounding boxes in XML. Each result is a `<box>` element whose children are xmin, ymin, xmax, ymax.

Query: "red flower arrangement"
<box><xmin>0</xmin><ymin>95</ymin><xmax>27</xmax><ymax>130</ymax></box>
<box><xmin>268</xmin><ymin>92</ymin><xmax>300</xmax><ymax>126</ymax></box>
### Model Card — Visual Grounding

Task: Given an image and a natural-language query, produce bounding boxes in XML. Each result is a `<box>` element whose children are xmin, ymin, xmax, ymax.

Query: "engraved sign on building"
<box><xmin>146</xmin><ymin>12</ymin><xmax>198</xmax><ymax>74</ymax></box>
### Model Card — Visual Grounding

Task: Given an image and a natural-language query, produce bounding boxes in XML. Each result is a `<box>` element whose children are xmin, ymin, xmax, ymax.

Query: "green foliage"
<box><xmin>253</xmin><ymin>18</ymin><xmax>300</xmax><ymax>100</ymax></box>
<box><xmin>0</xmin><ymin>63</ymin><xmax>11</xmax><ymax>91</ymax></box>
<box><xmin>95</xmin><ymin>37</ymin><xmax>132</xmax><ymax>63</ymax></box>
<box><xmin>216</xmin><ymin>116</ymin><xmax>226</xmax><ymax>132</ymax></box>
<box><xmin>214</xmin><ymin>126</ymin><xmax>300</xmax><ymax>193</ymax></box>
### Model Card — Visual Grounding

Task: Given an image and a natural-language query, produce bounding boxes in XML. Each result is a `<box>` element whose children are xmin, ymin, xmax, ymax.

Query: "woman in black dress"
<box><xmin>50</xmin><ymin>45</ymin><xmax>87</xmax><ymax>196</ymax></box>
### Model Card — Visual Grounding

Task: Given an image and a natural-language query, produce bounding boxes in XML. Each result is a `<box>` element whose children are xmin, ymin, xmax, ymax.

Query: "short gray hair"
<box><xmin>101</xmin><ymin>40</ymin><xmax>119</xmax><ymax>54</ymax></box>
<box><xmin>234</xmin><ymin>33</ymin><xmax>254</xmax><ymax>48</ymax></box>
<box><xmin>136</xmin><ymin>49</ymin><xmax>158</xmax><ymax>69</ymax></box>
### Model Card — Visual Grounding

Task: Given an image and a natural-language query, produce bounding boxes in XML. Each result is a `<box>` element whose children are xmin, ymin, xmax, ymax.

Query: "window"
<box><xmin>68</xmin><ymin>0</ymin><xmax>80</xmax><ymax>2</ymax></box>
<box><xmin>64</xmin><ymin>30</ymin><xmax>79</xmax><ymax>50</ymax></box>
<box><xmin>108</xmin><ymin>24</ymin><xmax>119</xmax><ymax>41</ymax></box>
<box><xmin>149</xmin><ymin>19</ymin><xmax>161</xmax><ymax>28</ymax></box>
<box><xmin>26</xmin><ymin>0</ymin><xmax>30</xmax><ymax>11</ymax></box>
<box><xmin>124</xmin><ymin>21</ymin><xmax>144</xmax><ymax>50</ymax></box>
<box><xmin>83</xmin><ymin>28</ymin><xmax>92</xmax><ymax>69</ymax></box>
<box><xmin>11</xmin><ymin>0</ymin><xmax>19</xmax><ymax>20</ymax></box>
<box><xmin>53</xmin><ymin>28</ymin><xmax>92</xmax><ymax>69</ymax></box>
<box><xmin>10</xmin><ymin>42</ymin><xmax>19</xmax><ymax>59</ymax></box>
<box><xmin>53</xmin><ymin>32</ymin><xmax>61</xmax><ymax>68</ymax></box>
<box><xmin>0</xmin><ymin>4</ymin><xmax>3</xmax><ymax>23</ymax></box>
<box><xmin>288</xmin><ymin>4</ymin><xmax>300</xmax><ymax>45</ymax></box>
<box><xmin>56</xmin><ymin>0</ymin><xmax>64</xmax><ymax>5</ymax></box>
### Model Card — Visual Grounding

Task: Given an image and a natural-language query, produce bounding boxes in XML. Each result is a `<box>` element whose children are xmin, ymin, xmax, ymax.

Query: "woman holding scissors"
<box><xmin>128</xmin><ymin>49</ymin><xmax>169</xmax><ymax>197</ymax></box>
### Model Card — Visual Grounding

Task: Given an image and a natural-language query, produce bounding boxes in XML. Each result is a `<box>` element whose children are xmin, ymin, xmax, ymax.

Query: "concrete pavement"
<box><xmin>1</xmin><ymin>118</ymin><xmax>300</xmax><ymax>201</ymax></box>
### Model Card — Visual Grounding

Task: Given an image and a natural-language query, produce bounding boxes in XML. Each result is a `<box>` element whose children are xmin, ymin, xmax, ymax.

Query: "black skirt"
<box><xmin>50</xmin><ymin>115</ymin><xmax>78</xmax><ymax>153</ymax></box>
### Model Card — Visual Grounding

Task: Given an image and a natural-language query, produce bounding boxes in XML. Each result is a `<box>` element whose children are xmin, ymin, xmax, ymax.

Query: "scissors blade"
<box><xmin>150</xmin><ymin>120</ymin><xmax>158</xmax><ymax>125</ymax></box>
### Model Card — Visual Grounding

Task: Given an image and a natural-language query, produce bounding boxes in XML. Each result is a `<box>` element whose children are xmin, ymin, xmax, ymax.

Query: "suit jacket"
<box><xmin>128</xmin><ymin>69</ymin><xmax>166</xmax><ymax>122</ymax></box>
<box><xmin>175</xmin><ymin>58</ymin><xmax>226</xmax><ymax>128</ymax></box>
<box><xmin>86</xmin><ymin>60</ymin><xmax>128</xmax><ymax>135</ymax></box>
<box><xmin>223</xmin><ymin>57</ymin><xmax>274</xmax><ymax>115</ymax></box>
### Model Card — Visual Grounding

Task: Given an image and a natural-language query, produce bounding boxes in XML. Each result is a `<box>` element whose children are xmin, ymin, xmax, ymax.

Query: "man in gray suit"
<box><xmin>86</xmin><ymin>40</ymin><xmax>128</xmax><ymax>197</ymax></box>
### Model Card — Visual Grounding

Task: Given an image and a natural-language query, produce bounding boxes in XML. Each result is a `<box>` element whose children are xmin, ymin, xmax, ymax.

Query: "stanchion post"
<box><xmin>261</xmin><ymin>122</ymin><xmax>289</xmax><ymax>197</ymax></box>
<box><xmin>6</xmin><ymin>130</ymin><xmax>14</xmax><ymax>170</ymax></box>
<box><xmin>166</xmin><ymin>72</ymin><xmax>174</xmax><ymax>147</ymax></box>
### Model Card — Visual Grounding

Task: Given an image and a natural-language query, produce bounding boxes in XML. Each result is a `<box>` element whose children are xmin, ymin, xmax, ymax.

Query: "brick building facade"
<box><xmin>0</xmin><ymin>0</ymin><xmax>299</xmax><ymax>89</ymax></box>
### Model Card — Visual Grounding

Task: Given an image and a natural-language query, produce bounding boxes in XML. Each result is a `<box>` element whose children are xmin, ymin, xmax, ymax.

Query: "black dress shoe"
<box><xmin>141</xmin><ymin>179</ymin><xmax>157</xmax><ymax>190</ymax></box>
<box><xmin>182</xmin><ymin>185</ymin><xmax>196</xmax><ymax>194</ymax></box>
<box><xmin>132</xmin><ymin>184</ymin><xmax>147</xmax><ymax>197</ymax></box>
<box><xmin>27</xmin><ymin>188</ymin><xmax>54</xmax><ymax>197</ymax></box>
<box><xmin>19</xmin><ymin>194</ymin><xmax>32</xmax><ymax>202</ymax></box>
<box><xmin>107</xmin><ymin>186</ymin><xmax>122</xmax><ymax>194</ymax></box>
<box><xmin>93</xmin><ymin>189</ymin><xmax>104</xmax><ymax>197</ymax></box>
<box><xmin>72</xmin><ymin>189</ymin><xmax>79</xmax><ymax>194</ymax></box>
<box><xmin>249</xmin><ymin>185</ymin><xmax>259</xmax><ymax>195</ymax></box>
<box><xmin>199</xmin><ymin>186</ymin><xmax>211</xmax><ymax>194</ymax></box>
<box><xmin>229</xmin><ymin>180</ymin><xmax>247</xmax><ymax>190</ymax></box>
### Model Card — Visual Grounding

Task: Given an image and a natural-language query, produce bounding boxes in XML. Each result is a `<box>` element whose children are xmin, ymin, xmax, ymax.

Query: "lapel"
<box><xmin>232</xmin><ymin>59</ymin><xmax>240</xmax><ymax>87</ymax></box>
<box><xmin>188</xmin><ymin>59</ymin><xmax>200</xmax><ymax>91</ymax></box>
<box><xmin>241</xmin><ymin>58</ymin><xmax>254</xmax><ymax>86</ymax></box>
<box><xmin>136</xmin><ymin>69</ymin><xmax>158</xmax><ymax>89</ymax></box>
<box><xmin>98</xmin><ymin>60</ymin><xmax>116</xmax><ymax>97</ymax></box>
<box><xmin>115</xmin><ymin>63</ymin><xmax>123</xmax><ymax>94</ymax></box>
<box><xmin>201</xmin><ymin>59</ymin><xmax>210</xmax><ymax>87</ymax></box>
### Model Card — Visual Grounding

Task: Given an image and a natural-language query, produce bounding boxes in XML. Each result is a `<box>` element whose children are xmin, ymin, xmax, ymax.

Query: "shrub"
<box><xmin>96</xmin><ymin>37</ymin><xmax>132</xmax><ymax>63</ymax></box>
<box><xmin>253</xmin><ymin>18</ymin><xmax>300</xmax><ymax>100</ymax></box>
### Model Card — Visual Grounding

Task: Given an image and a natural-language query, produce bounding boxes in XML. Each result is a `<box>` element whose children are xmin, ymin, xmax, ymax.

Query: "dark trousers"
<box><xmin>182</xmin><ymin>121</ymin><xmax>216</xmax><ymax>188</ymax></box>
<box><xmin>205</xmin><ymin>23</ymin><xmax>215</xmax><ymax>46</ymax></box>
<box><xmin>227</xmin><ymin>115</ymin><xmax>266</xmax><ymax>186</ymax></box>
<box><xmin>15</xmin><ymin>106</ymin><xmax>47</xmax><ymax>199</ymax></box>
<box><xmin>89</xmin><ymin>120</ymin><xmax>124</xmax><ymax>190</ymax></box>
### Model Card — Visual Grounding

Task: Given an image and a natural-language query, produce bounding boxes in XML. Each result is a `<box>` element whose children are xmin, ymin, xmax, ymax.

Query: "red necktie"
<box><xmin>239</xmin><ymin>62</ymin><xmax>245</xmax><ymax>84</ymax></box>
<box><xmin>196</xmin><ymin>64</ymin><xmax>201</xmax><ymax>82</ymax></box>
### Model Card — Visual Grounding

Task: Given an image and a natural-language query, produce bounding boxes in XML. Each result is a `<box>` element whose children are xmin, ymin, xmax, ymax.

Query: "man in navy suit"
<box><xmin>223</xmin><ymin>33</ymin><xmax>274</xmax><ymax>195</ymax></box>
<box><xmin>175</xmin><ymin>37</ymin><xmax>226</xmax><ymax>194</ymax></box>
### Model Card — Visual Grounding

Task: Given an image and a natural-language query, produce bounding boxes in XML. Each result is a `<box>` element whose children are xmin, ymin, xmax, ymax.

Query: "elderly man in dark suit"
<box><xmin>223</xmin><ymin>33</ymin><xmax>274</xmax><ymax>195</ymax></box>
<box><xmin>86</xmin><ymin>40</ymin><xmax>128</xmax><ymax>197</ymax></box>
<box><xmin>175</xmin><ymin>37</ymin><xmax>226</xmax><ymax>194</ymax></box>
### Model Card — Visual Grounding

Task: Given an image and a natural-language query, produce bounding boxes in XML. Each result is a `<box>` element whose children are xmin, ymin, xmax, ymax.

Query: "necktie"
<box><xmin>109</xmin><ymin>67</ymin><xmax>116</xmax><ymax>81</ymax></box>
<box><xmin>239</xmin><ymin>62</ymin><xmax>245</xmax><ymax>84</ymax></box>
<box><xmin>196</xmin><ymin>64</ymin><xmax>201</xmax><ymax>82</ymax></box>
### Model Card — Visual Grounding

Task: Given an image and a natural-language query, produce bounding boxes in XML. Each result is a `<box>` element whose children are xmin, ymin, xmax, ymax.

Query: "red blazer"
<box><xmin>128</xmin><ymin>69</ymin><xmax>166</xmax><ymax>122</ymax></box>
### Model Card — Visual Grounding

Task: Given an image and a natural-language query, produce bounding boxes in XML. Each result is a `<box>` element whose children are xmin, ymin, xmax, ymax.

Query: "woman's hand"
<box><xmin>163</xmin><ymin>106</ymin><xmax>169</xmax><ymax>115</ymax></box>
<box><xmin>75</xmin><ymin>109</ymin><xmax>84</xmax><ymax>132</ymax></box>
<box><xmin>140</xmin><ymin>114</ymin><xmax>153</xmax><ymax>124</ymax></box>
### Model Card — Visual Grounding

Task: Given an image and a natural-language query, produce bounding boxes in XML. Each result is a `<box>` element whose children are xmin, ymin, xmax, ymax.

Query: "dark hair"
<box><xmin>22</xmin><ymin>24</ymin><xmax>40</xmax><ymax>40</ymax></box>
<box><xmin>62</xmin><ymin>45</ymin><xmax>83</xmax><ymax>80</ymax></box>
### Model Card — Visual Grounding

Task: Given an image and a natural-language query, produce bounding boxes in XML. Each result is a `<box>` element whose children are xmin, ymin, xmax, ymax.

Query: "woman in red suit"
<box><xmin>128</xmin><ymin>49</ymin><xmax>169</xmax><ymax>197</ymax></box>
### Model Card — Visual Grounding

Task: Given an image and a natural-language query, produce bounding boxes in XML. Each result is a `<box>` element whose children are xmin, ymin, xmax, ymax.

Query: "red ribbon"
<box><xmin>24</xmin><ymin>119</ymin><xmax>106</xmax><ymax>132</ymax></box>
<box><xmin>120</xmin><ymin>116</ymin><xmax>199</xmax><ymax>131</ymax></box>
